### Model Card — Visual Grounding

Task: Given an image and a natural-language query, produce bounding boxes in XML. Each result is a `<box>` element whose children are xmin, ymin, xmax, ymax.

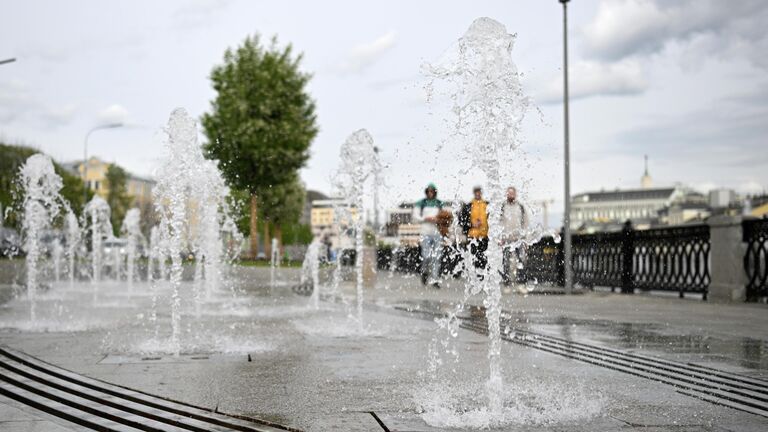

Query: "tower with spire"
<box><xmin>641</xmin><ymin>155</ymin><xmax>653</xmax><ymax>189</ymax></box>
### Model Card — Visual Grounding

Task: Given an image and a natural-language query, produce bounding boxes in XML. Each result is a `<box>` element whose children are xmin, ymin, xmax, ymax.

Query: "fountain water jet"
<box><xmin>421</xmin><ymin>17</ymin><xmax>548</xmax><ymax>421</ymax></box>
<box><xmin>84</xmin><ymin>196</ymin><xmax>113</xmax><ymax>287</ymax></box>
<box><xmin>120</xmin><ymin>208</ymin><xmax>143</xmax><ymax>289</ymax></box>
<box><xmin>17</xmin><ymin>154</ymin><xmax>67</xmax><ymax>321</ymax></box>
<box><xmin>270</xmin><ymin>237</ymin><xmax>279</xmax><ymax>288</ymax></box>
<box><xmin>65</xmin><ymin>211</ymin><xmax>80</xmax><ymax>285</ymax></box>
<box><xmin>334</xmin><ymin>129</ymin><xmax>379</xmax><ymax>330</ymax></box>
<box><xmin>52</xmin><ymin>238</ymin><xmax>63</xmax><ymax>282</ymax></box>
<box><xmin>303</xmin><ymin>238</ymin><xmax>322</xmax><ymax>309</ymax></box>
<box><xmin>152</xmin><ymin>108</ymin><xmax>240</xmax><ymax>353</ymax></box>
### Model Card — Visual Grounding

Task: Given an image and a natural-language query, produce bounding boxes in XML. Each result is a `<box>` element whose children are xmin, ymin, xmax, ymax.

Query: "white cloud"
<box><xmin>35</xmin><ymin>103</ymin><xmax>78</xmax><ymax>130</ymax></box>
<box><xmin>339</xmin><ymin>30</ymin><xmax>396</xmax><ymax>73</ymax></box>
<box><xmin>535</xmin><ymin>59</ymin><xmax>647</xmax><ymax>104</ymax></box>
<box><xmin>0</xmin><ymin>80</ymin><xmax>34</xmax><ymax>123</ymax></box>
<box><xmin>581</xmin><ymin>0</ymin><xmax>768</xmax><ymax>68</ymax></box>
<box><xmin>97</xmin><ymin>104</ymin><xmax>129</xmax><ymax>125</ymax></box>
<box><xmin>0</xmin><ymin>80</ymin><xmax>77</xmax><ymax>128</ymax></box>
<box><xmin>740</xmin><ymin>180</ymin><xmax>765</xmax><ymax>195</ymax></box>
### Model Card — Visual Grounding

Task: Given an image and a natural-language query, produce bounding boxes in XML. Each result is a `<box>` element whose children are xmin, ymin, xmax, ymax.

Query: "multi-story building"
<box><xmin>300</xmin><ymin>190</ymin><xmax>329</xmax><ymax>226</ymax></box>
<box><xmin>310</xmin><ymin>198</ymin><xmax>358</xmax><ymax>249</ymax></box>
<box><xmin>66</xmin><ymin>157</ymin><xmax>154</xmax><ymax>207</ymax></box>
<box><xmin>570</xmin><ymin>157</ymin><xmax>685</xmax><ymax>232</ymax></box>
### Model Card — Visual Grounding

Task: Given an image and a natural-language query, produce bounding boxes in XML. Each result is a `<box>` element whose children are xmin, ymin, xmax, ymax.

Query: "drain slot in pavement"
<box><xmin>368</xmin><ymin>411</ymin><xmax>391</xmax><ymax>431</ymax></box>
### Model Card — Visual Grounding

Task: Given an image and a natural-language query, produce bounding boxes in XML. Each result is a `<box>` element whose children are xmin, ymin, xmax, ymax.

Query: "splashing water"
<box><xmin>195</xmin><ymin>159</ymin><xmax>234</xmax><ymax>301</ymax></box>
<box><xmin>303</xmin><ymin>238</ymin><xmax>322</xmax><ymax>309</ymax></box>
<box><xmin>270</xmin><ymin>237</ymin><xmax>279</xmax><ymax>288</ymax></box>
<box><xmin>51</xmin><ymin>238</ymin><xmax>63</xmax><ymax>282</ymax></box>
<box><xmin>18</xmin><ymin>154</ymin><xmax>67</xmax><ymax>321</ymax></box>
<box><xmin>153</xmin><ymin>108</ymin><xmax>200</xmax><ymax>354</ymax></box>
<box><xmin>421</xmin><ymin>17</ymin><xmax>558</xmax><ymax>424</ymax></box>
<box><xmin>120</xmin><ymin>208</ymin><xmax>144</xmax><ymax>289</ymax></box>
<box><xmin>65</xmin><ymin>211</ymin><xmax>80</xmax><ymax>285</ymax></box>
<box><xmin>84</xmin><ymin>195</ymin><xmax>113</xmax><ymax>288</ymax></box>
<box><xmin>334</xmin><ymin>129</ymin><xmax>379</xmax><ymax>330</ymax></box>
<box><xmin>152</xmin><ymin>108</ymin><xmax>240</xmax><ymax>354</ymax></box>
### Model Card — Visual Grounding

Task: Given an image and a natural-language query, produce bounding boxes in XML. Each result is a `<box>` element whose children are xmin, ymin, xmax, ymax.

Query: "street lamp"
<box><xmin>83</xmin><ymin>123</ymin><xmax>123</xmax><ymax>204</ymax></box>
<box><xmin>372</xmin><ymin>146</ymin><xmax>381</xmax><ymax>233</ymax></box>
<box><xmin>0</xmin><ymin>58</ymin><xmax>16</xmax><ymax>66</ymax></box>
<box><xmin>560</xmin><ymin>0</ymin><xmax>574</xmax><ymax>294</ymax></box>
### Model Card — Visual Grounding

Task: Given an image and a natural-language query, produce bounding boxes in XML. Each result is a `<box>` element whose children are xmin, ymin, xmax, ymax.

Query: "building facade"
<box><xmin>67</xmin><ymin>157</ymin><xmax>154</xmax><ymax>207</ymax></box>
<box><xmin>309</xmin><ymin>199</ymin><xmax>358</xmax><ymax>249</ymax></box>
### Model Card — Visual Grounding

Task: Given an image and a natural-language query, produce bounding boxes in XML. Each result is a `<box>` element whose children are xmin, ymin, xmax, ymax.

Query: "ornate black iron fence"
<box><xmin>743</xmin><ymin>218</ymin><xmax>768</xmax><ymax>301</ymax></box>
<box><xmin>520</xmin><ymin>236</ymin><xmax>563</xmax><ymax>285</ymax></box>
<box><xmin>572</xmin><ymin>230</ymin><xmax>624</xmax><ymax>289</ymax></box>
<box><xmin>521</xmin><ymin>223</ymin><xmax>711</xmax><ymax>299</ymax></box>
<box><xmin>632</xmin><ymin>225</ymin><xmax>710</xmax><ymax>298</ymax></box>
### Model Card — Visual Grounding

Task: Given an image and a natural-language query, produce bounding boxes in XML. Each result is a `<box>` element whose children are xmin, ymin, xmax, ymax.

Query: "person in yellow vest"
<box><xmin>467</xmin><ymin>186</ymin><xmax>489</xmax><ymax>275</ymax></box>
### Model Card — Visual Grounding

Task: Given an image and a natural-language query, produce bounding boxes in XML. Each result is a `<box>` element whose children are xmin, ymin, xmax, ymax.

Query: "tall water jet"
<box><xmin>303</xmin><ymin>237</ymin><xmax>322</xmax><ymax>309</ymax></box>
<box><xmin>121</xmin><ymin>208</ymin><xmax>143</xmax><ymax>289</ymax></box>
<box><xmin>148</xmin><ymin>225</ymin><xmax>161</xmax><ymax>282</ymax></box>
<box><xmin>84</xmin><ymin>195</ymin><xmax>113</xmax><ymax>286</ymax></box>
<box><xmin>334</xmin><ymin>129</ymin><xmax>379</xmax><ymax>329</ymax></box>
<box><xmin>65</xmin><ymin>211</ymin><xmax>80</xmax><ymax>285</ymax></box>
<box><xmin>154</xmin><ymin>109</ymin><xmax>199</xmax><ymax>353</ymax></box>
<box><xmin>425</xmin><ymin>17</ymin><xmax>532</xmax><ymax>415</ymax></box>
<box><xmin>51</xmin><ymin>238</ymin><xmax>63</xmax><ymax>282</ymax></box>
<box><xmin>195</xmin><ymin>159</ymin><xmax>234</xmax><ymax>300</ymax></box>
<box><xmin>17</xmin><ymin>154</ymin><xmax>67</xmax><ymax>321</ymax></box>
<box><xmin>270</xmin><ymin>237</ymin><xmax>279</xmax><ymax>288</ymax></box>
<box><xmin>153</xmin><ymin>108</ymin><xmax>238</xmax><ymax>353</ymax></box>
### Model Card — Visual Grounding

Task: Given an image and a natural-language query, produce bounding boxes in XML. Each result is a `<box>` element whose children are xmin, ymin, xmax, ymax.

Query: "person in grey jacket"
<box><xmin>500</xmin><ymin>186</ymin><xmax>528</xmax><ymax>286</ymax></box>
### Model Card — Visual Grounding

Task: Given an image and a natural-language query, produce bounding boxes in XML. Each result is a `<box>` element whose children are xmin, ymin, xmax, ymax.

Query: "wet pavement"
<box><xmin>0</xmin><ymin>264</ymin><xmax>767</xmax><ymax>431</ymax></box>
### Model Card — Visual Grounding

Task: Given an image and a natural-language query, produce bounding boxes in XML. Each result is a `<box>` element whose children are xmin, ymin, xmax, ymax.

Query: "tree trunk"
<box><xmin>263</xmin><ymin>221</ymin><xmax>271</xmax><ymax>259</ymax></box>
<box><xmin>249</xmin><ymin>194</ymin><xmax>259</xmax><ymax>259</ymax></box>
<box><xmin>274</xmin><ymin>224</ymin><xmax>283</xmax><ymax>261</ymax></box>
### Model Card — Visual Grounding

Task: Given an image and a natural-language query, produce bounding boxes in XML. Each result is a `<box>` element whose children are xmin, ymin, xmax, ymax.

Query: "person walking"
<box><xmin>467</xmin><ymin>186</ymin><xmax>489</xmax><ymax>276</ymax></box>
<box><xmin>413</xmin><ymin>183</ymin><xmax>444</xmax><ymax>288</ymax></box>
<box><xmin>500</xmin><ymin>186</ymin><xmax>529</xmax><ymax>287</ymax></box>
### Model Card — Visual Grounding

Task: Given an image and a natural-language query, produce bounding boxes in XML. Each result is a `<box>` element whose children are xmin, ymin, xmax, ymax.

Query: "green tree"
<box><xmin>105</xmin><ymin>164</ymin><xmax>132</xmax><ymax>236</ymax></box>
<box><xmin>259</xmin><ymin>176</ymin><xmax>306</xmax><ymax>252</ymax></box>
<box><xmin>202</xmin><ymin>35</ymin><xmax>318</xmax><ymax>257</ymax></box>
<box><xmin>0</xmin><ymin>143</ymin><xmax>91</xmax><ymax>229</ymax></box>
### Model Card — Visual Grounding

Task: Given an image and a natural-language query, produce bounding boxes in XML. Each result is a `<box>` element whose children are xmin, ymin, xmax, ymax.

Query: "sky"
<box><xmin>1</xmin><ymin>0</ymin><xmax>767</xmax><ymax>228</ymax></box>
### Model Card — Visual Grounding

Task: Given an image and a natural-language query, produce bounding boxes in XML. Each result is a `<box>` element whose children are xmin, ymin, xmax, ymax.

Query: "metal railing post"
<box><xmin>621</xmin><ymin>220</ymin><xmax>634</xmax><ymax>294</ymax></box>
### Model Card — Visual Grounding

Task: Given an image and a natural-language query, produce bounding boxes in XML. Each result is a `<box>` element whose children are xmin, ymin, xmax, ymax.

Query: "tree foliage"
<box><xmin>201</xmin><ymin>35</ymin><xmax>318</xmax><ymax>195</ymax></box>
<box><xmin>105</xmin><ymin>164</ymin><xmax>132</xmax><ymax>236</ymax></box>
<box><xmin>259</xmin><ymin>175</ymin><xmax>305</xmax><ymax>227</ymax></box>
<box><xmin>0</xmin><ymin>143</ymin><xmax>91</xmax><ymax>229</ymax></box>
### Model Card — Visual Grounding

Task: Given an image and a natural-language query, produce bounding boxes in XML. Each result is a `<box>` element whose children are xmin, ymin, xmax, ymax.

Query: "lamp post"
<box><xmin>372</xmin><ymin>146</ymin><xmax>381</xmax><ymax>233</ymax></box>
<box><xmin>0</xmin><ymin>58</ymin><xmax>16</xmax><ymax>66</ymax></box>
<box><xmin>560</xmin><ymin>0</ymin><xmax>573</xmax><ymax>294</ymax></box>
<box><xmin>82</xmin><ymin>123</ymin><xmax>123</xmax><ymax>204</ymax></box>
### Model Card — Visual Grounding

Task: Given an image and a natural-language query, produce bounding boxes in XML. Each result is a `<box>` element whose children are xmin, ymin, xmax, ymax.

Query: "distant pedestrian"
<box><xmin>467</xmin><ymin>186</ymin><xmax>489</xmax><ymax>275</ymax></box>
<box><xmin>414</xmin><ymin>183</ymin><xmax>444</xmax><ymax>288</ymax></box>
<box><xmin>500</xmin><ymin>186</ymin><xmax>529</xmax><ymax>286</ymax></box>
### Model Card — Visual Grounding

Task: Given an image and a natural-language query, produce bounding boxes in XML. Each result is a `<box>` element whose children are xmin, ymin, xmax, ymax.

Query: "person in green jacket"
<box><xmin>413</xmin><ymin>183</ymin><xmax>444</xmax><ymax>288</ymax></box>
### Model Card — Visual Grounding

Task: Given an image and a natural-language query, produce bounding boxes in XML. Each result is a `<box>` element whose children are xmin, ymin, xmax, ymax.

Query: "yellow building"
<box><xmin>752</xmin><ymin>202</ymin><xmax>768</xmax><ymax>218</ymax></box>
<box><xmin>71</xmin><ymin>157</ymin><xmax>154</xmax><ymax>206</ymax></box>
<box><xmin>310</xmin><ymin>199</ymin><xmax>358</xmax><ymax>249</ymax></box>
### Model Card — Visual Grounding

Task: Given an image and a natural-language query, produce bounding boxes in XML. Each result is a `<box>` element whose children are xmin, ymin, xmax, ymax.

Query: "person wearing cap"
<box><xmin>468</xmin><ymin>186</ymin><xmax>489</xmax><ymax>275</ymax></box>
<box><xmin>413</xmin><ymin>183</ymin><xmax>444</xmax><ymax>288</ymax></box>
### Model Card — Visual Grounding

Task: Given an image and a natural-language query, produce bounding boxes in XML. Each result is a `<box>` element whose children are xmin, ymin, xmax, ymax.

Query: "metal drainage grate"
<box><xmin>0</xmin><ymin>346</ymin><xmax>299</xmax><ymax>432</ymax></box>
